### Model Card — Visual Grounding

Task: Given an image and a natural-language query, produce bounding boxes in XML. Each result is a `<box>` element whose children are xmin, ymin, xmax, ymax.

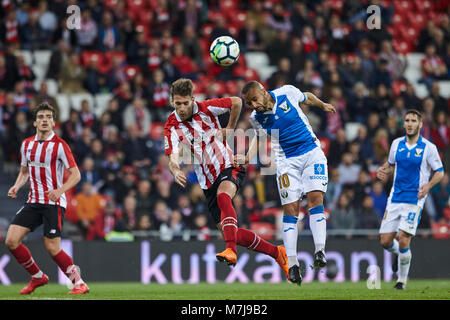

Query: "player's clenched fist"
<box><xmin>8</xmin><ymin>186</ymin><xmax>19</xmax><ymax>199</ymax></box>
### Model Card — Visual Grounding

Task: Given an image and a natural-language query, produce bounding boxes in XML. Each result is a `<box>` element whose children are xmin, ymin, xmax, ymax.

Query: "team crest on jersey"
<box><xmin>279</xmin><ymin>102</ymin><xmax>290</xmax><ymax>112</ymax></box>
<box><xmin>281</xmin><ymin>190</ymin><xmax>288</xmax><ymax>199</ymax></box>
<box><xmin>415</xmin><ymin>148</ymin><xmax>423</xmax><ymax>157</ymax></box>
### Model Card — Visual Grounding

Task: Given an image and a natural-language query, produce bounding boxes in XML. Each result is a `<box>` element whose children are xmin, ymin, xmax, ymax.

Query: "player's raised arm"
<box><xmin>302</xmin><ymin>92</ymin><xmax>336</xmax><ymax>113</ymax></box>
<box><xmin>226</xmin><ymin>97</ymin><xmax>242</xmax><ymax>130</ymax></box>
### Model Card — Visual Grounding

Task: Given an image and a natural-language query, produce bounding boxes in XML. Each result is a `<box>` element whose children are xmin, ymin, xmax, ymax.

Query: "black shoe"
<box><xmin>392</xmin><ymin>254</ymin><xmax>398</xmax><ymax>273</ymax></box>
<box><xmin>313</xmin><ymin>250</ymin><xmax>327</xmax><ymax>269</ymax></box>
<box><xmin>288</xmin><ymin>265</ymin><xmax>303</xmax><ymax>286</ymax></box>
<box><xmin>394</xmin><ymin>282</ymin><xmax>405</xmax><ymax>290</ymax></box>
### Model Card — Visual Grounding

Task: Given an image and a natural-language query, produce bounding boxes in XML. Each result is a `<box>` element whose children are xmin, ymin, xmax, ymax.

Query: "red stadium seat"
<box><xmin>431</xmin><ymin>222</ymin><xmax>450</xmax><ymax>239</ymax></box>
<box><xmin>394</xmin><ymin>0</ymin><xmax>413</xmax><ymax>14</ymax></box>
<box><xmin>261</xmin><ymin>207</ymin><xmax>282</xmax><ymax>218</ymax></box>
<box><xmin>318</xmin><ymin>137</ymin><xmax>330</xmax><ymax>156</ymax></box>
<box><xmin>123</xmin><ymin>65</ymin><xmax>140</xmax><ymax>80</ymax></box>
<box><xmin>104</xmin><ymin>51</ymin><xmax>127</xmax><ymax>72</ymax></box>
<box><xmin>414</xmin><ymin>0</ymin><xmax>433</xmax><ymax>12</ymax></box>
<box><xmin>392</xmin><ymin>81</ymin><xmax>407</xmax><ymax>96</ymax></box>
<box><xmin>104</xmin><ymin>0</ymin><xmax>119</xmax><ymax>9</ymax></box>
<box><xmin>150</xmin><ymin>122</ymin><xmax>164</xmax><ymax>140</ymax></box>
<box><xmin>81</xmin><ymin>51</ymin><xmax>104</xmax><ymax>67</ymax></box>
<box><xmin>407</xmin><ymin>12</ymin><xmax>426</xmax><ymax>31</ymax></box>
<box><xmin>392</xmin><ymin>13</ymin><xmax>404</xmax><ymax>26</ymax></box>
<box><xmin>220</xmin><ymin>0</ymin><xmax>238</xmax><ymax>11</ymax></box>
<box><xmin>201</xmin><ymin>24</ymin><xmax>214</xmax><ymax>38</ymax></box>
<box><xmin>393</xmin><ymin>39</ymin><xmax>413</xmax><ymax>55</ymax></box>
<box><xmin>250</xmin><ymin>222</ymin><xmax>275</xmax><ymax>240</ymax></box>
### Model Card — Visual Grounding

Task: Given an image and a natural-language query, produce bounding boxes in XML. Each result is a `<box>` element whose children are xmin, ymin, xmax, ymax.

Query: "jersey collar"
<box><xmin>34</xmin><ymin>131</ymin><xmax>55</xmax><ymax>142</ymax></box>
<box><xmin>266</xmin><ymin>91</ymin><xmax>277</xmax><ymax>114</ymax></box>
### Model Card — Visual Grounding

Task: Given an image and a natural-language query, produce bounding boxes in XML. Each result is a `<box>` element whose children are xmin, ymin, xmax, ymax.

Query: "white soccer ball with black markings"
<box><xmin>209</xmin><ymin>36</ymin><xmax>240</xmax><ymax>66</ymax></box>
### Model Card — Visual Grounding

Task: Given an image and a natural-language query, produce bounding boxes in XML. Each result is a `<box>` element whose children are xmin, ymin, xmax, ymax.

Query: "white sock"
<box><xmin>398</xmin><ymin>247</ymin><xmax>412</xmax><ymax>284</ymax></box>
<box><xmin>282</xmin><ymin>214</ymin><xmax>299</xmax><ymax>267</ymax></box>
<box><xmin>386</xmin><ymin>239</ymin><xmax>400</xmax><ymax>255</ymax></box>
<box><xmin>32</xmin><ymin>270</ymin><xmax>43</xmax><ymax>278</ymax></box>
<box><xmin>309</xmin><ymin>206</ymin><xmax>326</xmax><ymax>253</ymax></box>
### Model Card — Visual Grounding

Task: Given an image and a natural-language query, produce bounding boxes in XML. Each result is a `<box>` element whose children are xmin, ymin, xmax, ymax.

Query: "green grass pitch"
<box><xmin>0</xmin><ymin>280</ymin><xmax>449</xmax><ymax>300</ymax></box>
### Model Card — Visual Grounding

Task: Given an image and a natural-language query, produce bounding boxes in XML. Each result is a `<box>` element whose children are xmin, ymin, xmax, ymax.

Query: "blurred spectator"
<box><xmin>421</xmin><ymin>44</ymin><xmax>448</xmax><ymax>87</ymax></box>
<box><xmin>122</xmin><ymin>195</ymin><xmax>137</xmax><ymax>230</ymax></box>
<box><xmin>59</xmin><ymin>52</ymin><xmax>87</xmax><ymax>94</ymax></box>
<box><xmin>126</xmin><ymin>29</ymin><xmax>149</xmax><ymax>70</ymax></box>
<box><xmin>237</xmin><ymin>18</ymin><xmax>263</xmax><ymax>53</ymax></box>
<box><xmin>16</xmin><ymin>55</ymin><xmax>36</xmax><ymax>94</ymax></box>
<box><xmin>86</xmin><ymin>199</ymin><xmax>124</xmax><ymax>240</ymax></box>
<box><xmin>148</xmin><ymin>68</ymin><xmax>170</xmax><ymax>121</ymax></box>
<box><xmin>324</xmin><ymin>168</ymin><xmax>342</xmax><ymax>212</ymax></box>
<box><xmin>75</xmin><ymin>181</ymin><xmax>103</xmax><ymax>238</ymax></box>
<box><xmin>175</xmin><ymin>0</ymin><xmax>203</xmax><ymax>36</ymax></box>
<box><xmin>267</xmin><ymin>3</ymin><xmax>292</xmax><ymax>34</ymax></box>
<box><xmin>181</xmin><ymin>25</ymin><xmax>204</xmax><ymax>67</ymax></box>
<box><xmin>368</xmin><ymin>180</ymin><xmax>388</xmax><ymax>219</ymax></box>
<box><xmin>268</xmin><ymin>30</ymin><xmax>291</xmax><ymax>66</ymax></box>
<box><xmin>0</xmin><ymin>54</ymin><xmax>18</xmax><ymax>91</ymax></box>
<box><xmin>372</xmin><ymin>128</ymin><xmax>390</xmax><ymax>164</ymax></box>
<box><xmin>210</xmin><ymin>14</ymin><xmax>232</xmax><ymax>42</ymax></box>
<box><xmin>135</xmin><ymin>179</ymin><xmax>155</xmax><ymax>222</ymax></box>
<box><xmin>98</xmin><ymin>11</ymin><xmax>120</xmax><ymax>51</ymax></box>
<box><xmin>356</xmin><ymin>196</ymin><xmax>380</xmax><ymax>236</ymax></box>
<box><xmin>338</xmin><ymin>152</ymin><xmax>361</xmax><ymax>186</ymax></box>
<box><xmin>429</xmin><ymin>82</ymin><xmax>448</xmax><ymax>114</ymax></box>
<box><xmin>378</xmin><ymin>40</ymin><xmax>406</xmax><ymax>81</ymax></box>
<box><xmin>431</xmin><ymin>110</ymin><xmax>450</xmax><ymax>155</ymax></box>
<box><xmin>152</xmin><ymin>199</ymin><xmax>171</xmax><ymax>230</ymax></box>
<box><xmin>401</xmin><ymin>83</ymin><xmax>422</xmax><ymax>111</ymax></box>
<box><xmin>76</xmin><ymin>9</ymin><xmax>98</xmax><ymax>51</ymax></box>
<box><xmin>35</xmin><ymin>82</ymin><xmax>59</xmax><ymax>121</ymax></box>
<box><xmin>330</xmin><ymin>193</ymin><xmax>356</xmax><ymax>239</ymax></box>
<box><xmin>431</xmin><ymin>173</ymin><xmax>450</xmax><ymax>222</ymax></box>
<box><xmin>79</xmin><ymin>157</ymin><xmax>102</xmax><ymax>193</ymax></box>
<box><xmin>328</xmin><ymin>129</ymin><xmax>348</xmax><ymax>168</ymax></box>
<box><xmin>353</xmin><ymin>125</ymin><xmax>375</xmax><ymax>166</ymax></box>
<box><xmin>369</xmin><ymin>58</ymin><xmax>391</xmax><ymax>90</ymax></box>
<box><xmin>8</xmin><ymin>111</ymin><xmax>33</xmax><ymax>162</ymax></box>
<box><xmin>46</xmin><ymin>39</ymin><xmax>71</xmax><ymax>80</ymax></box>
<box><xmin>122</xmin><ymin>124</ymin><xmax>153</xmax><ymax>168</ymax></box>
<box><xmin>123</xmin><ymin>98</ymin><xmax>152</xmax><ymax>137</ymax></box>
<box><xmin>62</xmin><ymin>109</ymin><xmax>83</xmax><ymax>146</ymax></box>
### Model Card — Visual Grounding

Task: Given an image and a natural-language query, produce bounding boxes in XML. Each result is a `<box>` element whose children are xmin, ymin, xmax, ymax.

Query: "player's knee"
<box><xmin>307</xmin><ymin>192</ymin><xmax>323</xmax><ymax>207</ymax></box>
<box><xmin>398</xmin><ymin>237</ymin><xmax>411</xmax><ymax>250</ymax></box>
<box><xmin>44</xmin><ymin>241</ymin><xmax>60</xmax><ymax>256</ymax></box>
<box><xmin>379</xmin><ymin>237</ymin><xmax>392</xmax><ymax>249</ymax></box>
<box><xmin>5</xmin><ymin>236</ymin><xmax>20</xmax><ymax>250</ymax></box>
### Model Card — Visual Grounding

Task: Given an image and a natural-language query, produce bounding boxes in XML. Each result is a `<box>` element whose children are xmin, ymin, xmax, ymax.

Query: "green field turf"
<box><xmin>0</xmin><ymin>280</ymin><xmax>449</xmax><ymax>300</ymax></box>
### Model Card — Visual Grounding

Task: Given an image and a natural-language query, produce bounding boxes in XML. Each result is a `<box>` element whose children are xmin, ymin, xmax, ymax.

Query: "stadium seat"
<box><xmin>56</xmin><ymin>94</ymin><xmax>71</xmax><ymax>122</ymax></box>
<box><xmin>250</xmin><ymin>222</ymin><xmax>275</xmax><ymax>240</ymax></box>
<box><xmin>94</xmin><ymin>93</ymin><xmax>113</xmax><ymax>117</ymax></box>
<box><xmin>45</xmin><ymin>79</ymin><xmax>59</xmax><ymax>96</ymax></box>
<box><xmin>81</xmin><ymin>51</ymin><xmax>104</xmax><ymax>68</ymax></box>
<box><xmin>438</xmin><ymin>81</ymin><xmax>450</xmax><ymax>98</ymax></box>
<box><xmin>392</xmin><ymin>81</ymin><xmax>407</xmax><ymax>96</ymax></box>
<box><xmin>244</xmin><ymin>52</ymin><xmax>270</xmax><ymax>69</ymax></box>
<box><xmin>345</xmin><ymin>122</ymin><xmax>361</xmax><ymax>141</ymax></box>
<box><xmin>411</xmin><ymin>83</ymin><xmax>429</xmax><ymax>98</ymax></box>
<box><xmin>318</xmin><ymin>137</ymin><xmax>330</xmax><ymax>157</ymax></box>
<box><xmin>123</xmin><ymin>65</ymin><xmax>140</xmax><ymax>80</ymax></box>
<box><xmin>15</xmin><ymin>50</ymin><xmax>33</xmax><ymax>65</ymax></box>
<box><xmin>261</xmin><ymin>207</ymin><xmax>282</xmax><ymax>218</ymax></box>
<box><xmin>33</xmin><ymin>50</ymin><xmax>52</xmax><ymax>67</ymax></box>
<box><xmin>431</xmin><ymin>221</ymin><xmax>450</xmax><ymax>239</ymax></box>
<box><xmin>70</xmin><ymin>93</ymin><xmax>95</xmax><ymax>111</ymax></box>
<box><xmin>414</xmin><ymin>0</ymin><xmax>432</xmax><ymax>12</ymax></box>
<box><xmin>32</xmin><ymin>64</ymin><xmax>47</xmax><ymax>82</ymax></box>
<box><xmin>149</xmin><ymin>122</ymin><xmax>164</xmax><ymax>140</ymax></box>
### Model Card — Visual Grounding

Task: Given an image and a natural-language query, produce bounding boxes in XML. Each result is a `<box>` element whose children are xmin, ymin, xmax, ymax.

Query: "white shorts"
<box><xmin>276</xmin><ymin>147</ymin><xmax>328</xmax><ymax>206</ymax></box>
<box><xmin>379</xmin><ymin>202</ymin><xmax>423</xmax><ymax>236</ymax></box>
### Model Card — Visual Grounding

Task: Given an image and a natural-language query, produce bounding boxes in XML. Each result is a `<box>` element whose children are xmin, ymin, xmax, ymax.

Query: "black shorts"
<box><xmin>203</xmin><ymin>166</ymin><xmax>246</xmax><ymax>224</ymax></box>
<box><xmin>11</xmin><ymin>203</ymin><xmax>65</xmax><ymax>238</ymax></box>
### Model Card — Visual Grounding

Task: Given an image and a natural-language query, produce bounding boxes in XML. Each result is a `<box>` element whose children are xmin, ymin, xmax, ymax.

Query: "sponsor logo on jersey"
<box><xmin>314</xmin><ymin>164</ymin><xmax>325</xmax><ymax>175</ymax></box>
<box><xmin>28</xmin><ymin>161</ymin><xmax>50</xmax><ymax>168</ymax></box>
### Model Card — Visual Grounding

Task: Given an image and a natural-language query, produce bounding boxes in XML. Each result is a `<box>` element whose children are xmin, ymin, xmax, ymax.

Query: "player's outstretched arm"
<box><xmin>168</xmin><ymin>152</ymin><xmax>187</xmax><ymax>188</ymax></box>
<box><xmin>7</xmin><ymin>166</ymin><xmax>29</xmax><ymax>199</ymax></box>
<box><xmin>303</xmin><ymin>92</ymin><xmax>336</xmax><ymax>113</ymax></box>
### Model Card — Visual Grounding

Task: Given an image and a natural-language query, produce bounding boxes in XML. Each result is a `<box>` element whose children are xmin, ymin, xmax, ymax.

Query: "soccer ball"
<box><xmin>209</xmin><ymin>36</ymin><xmax>240</xmax><ymax>66</ymax></box>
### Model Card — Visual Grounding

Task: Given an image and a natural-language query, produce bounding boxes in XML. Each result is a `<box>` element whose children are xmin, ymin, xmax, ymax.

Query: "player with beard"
<box><xmin>377</xmin><ymin>109</ymin><xmax>444</xmax><ymax>290</ymax></box>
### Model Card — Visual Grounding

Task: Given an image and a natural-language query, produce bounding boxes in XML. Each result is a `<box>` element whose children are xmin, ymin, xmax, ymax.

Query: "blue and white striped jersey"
<box><xmin>388</xmin><ymin>135</ymin><xmax>443</xmax><ymax>205</ymax></box>
<box><xmin>249</xmin><ymin>85</ymin><xmax>320</xmax><ymax>161</ymax></box>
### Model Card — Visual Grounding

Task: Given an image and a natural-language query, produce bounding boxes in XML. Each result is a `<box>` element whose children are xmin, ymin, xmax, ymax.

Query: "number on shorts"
<box><xmin>278</xmin><ymin>174</ymin><xmax>290</xmax><ymax>188</ymax></box>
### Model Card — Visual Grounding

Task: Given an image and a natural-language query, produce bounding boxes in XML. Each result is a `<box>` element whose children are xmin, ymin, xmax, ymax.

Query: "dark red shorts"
<box><xmin>203</xmin><ymin>166</ymin><xmax>246</xmax><ymax>224</ymax></box>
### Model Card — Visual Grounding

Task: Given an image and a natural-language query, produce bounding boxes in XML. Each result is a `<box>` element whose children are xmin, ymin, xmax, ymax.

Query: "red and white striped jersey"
<box><xmin>20</xmin><ymin>131</ymin><xmax>77</xmax><ymax>208</ymax></box>
<box><xmin>164</xmin><ymin>98</ymin><xmax>234</xmax><ymax>190</ymax></box>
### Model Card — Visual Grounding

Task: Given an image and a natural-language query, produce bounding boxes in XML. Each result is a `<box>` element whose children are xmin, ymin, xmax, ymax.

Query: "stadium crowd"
<box><xmin>0</xmin><ymin>0</ymin><xmax>449</xmax><ymax>242</ymax></box>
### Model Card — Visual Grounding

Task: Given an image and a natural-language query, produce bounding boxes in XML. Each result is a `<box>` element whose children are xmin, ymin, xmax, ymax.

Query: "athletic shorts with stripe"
<box><xmin>203</xmin><ymin>166</ymin><xmax>246</xmax><ymax>224</ymax></box>
<box><xmin>11</xmin><ymin>203</ymin><xmax>65</xmax><ymax>238</ymax></box>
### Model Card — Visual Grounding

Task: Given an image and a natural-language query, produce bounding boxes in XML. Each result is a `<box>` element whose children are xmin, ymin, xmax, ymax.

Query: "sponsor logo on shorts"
<box><xmin>309</xmin><ymin>175</ymin><xmax>327</xmax><ymax>180</ymax></box>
